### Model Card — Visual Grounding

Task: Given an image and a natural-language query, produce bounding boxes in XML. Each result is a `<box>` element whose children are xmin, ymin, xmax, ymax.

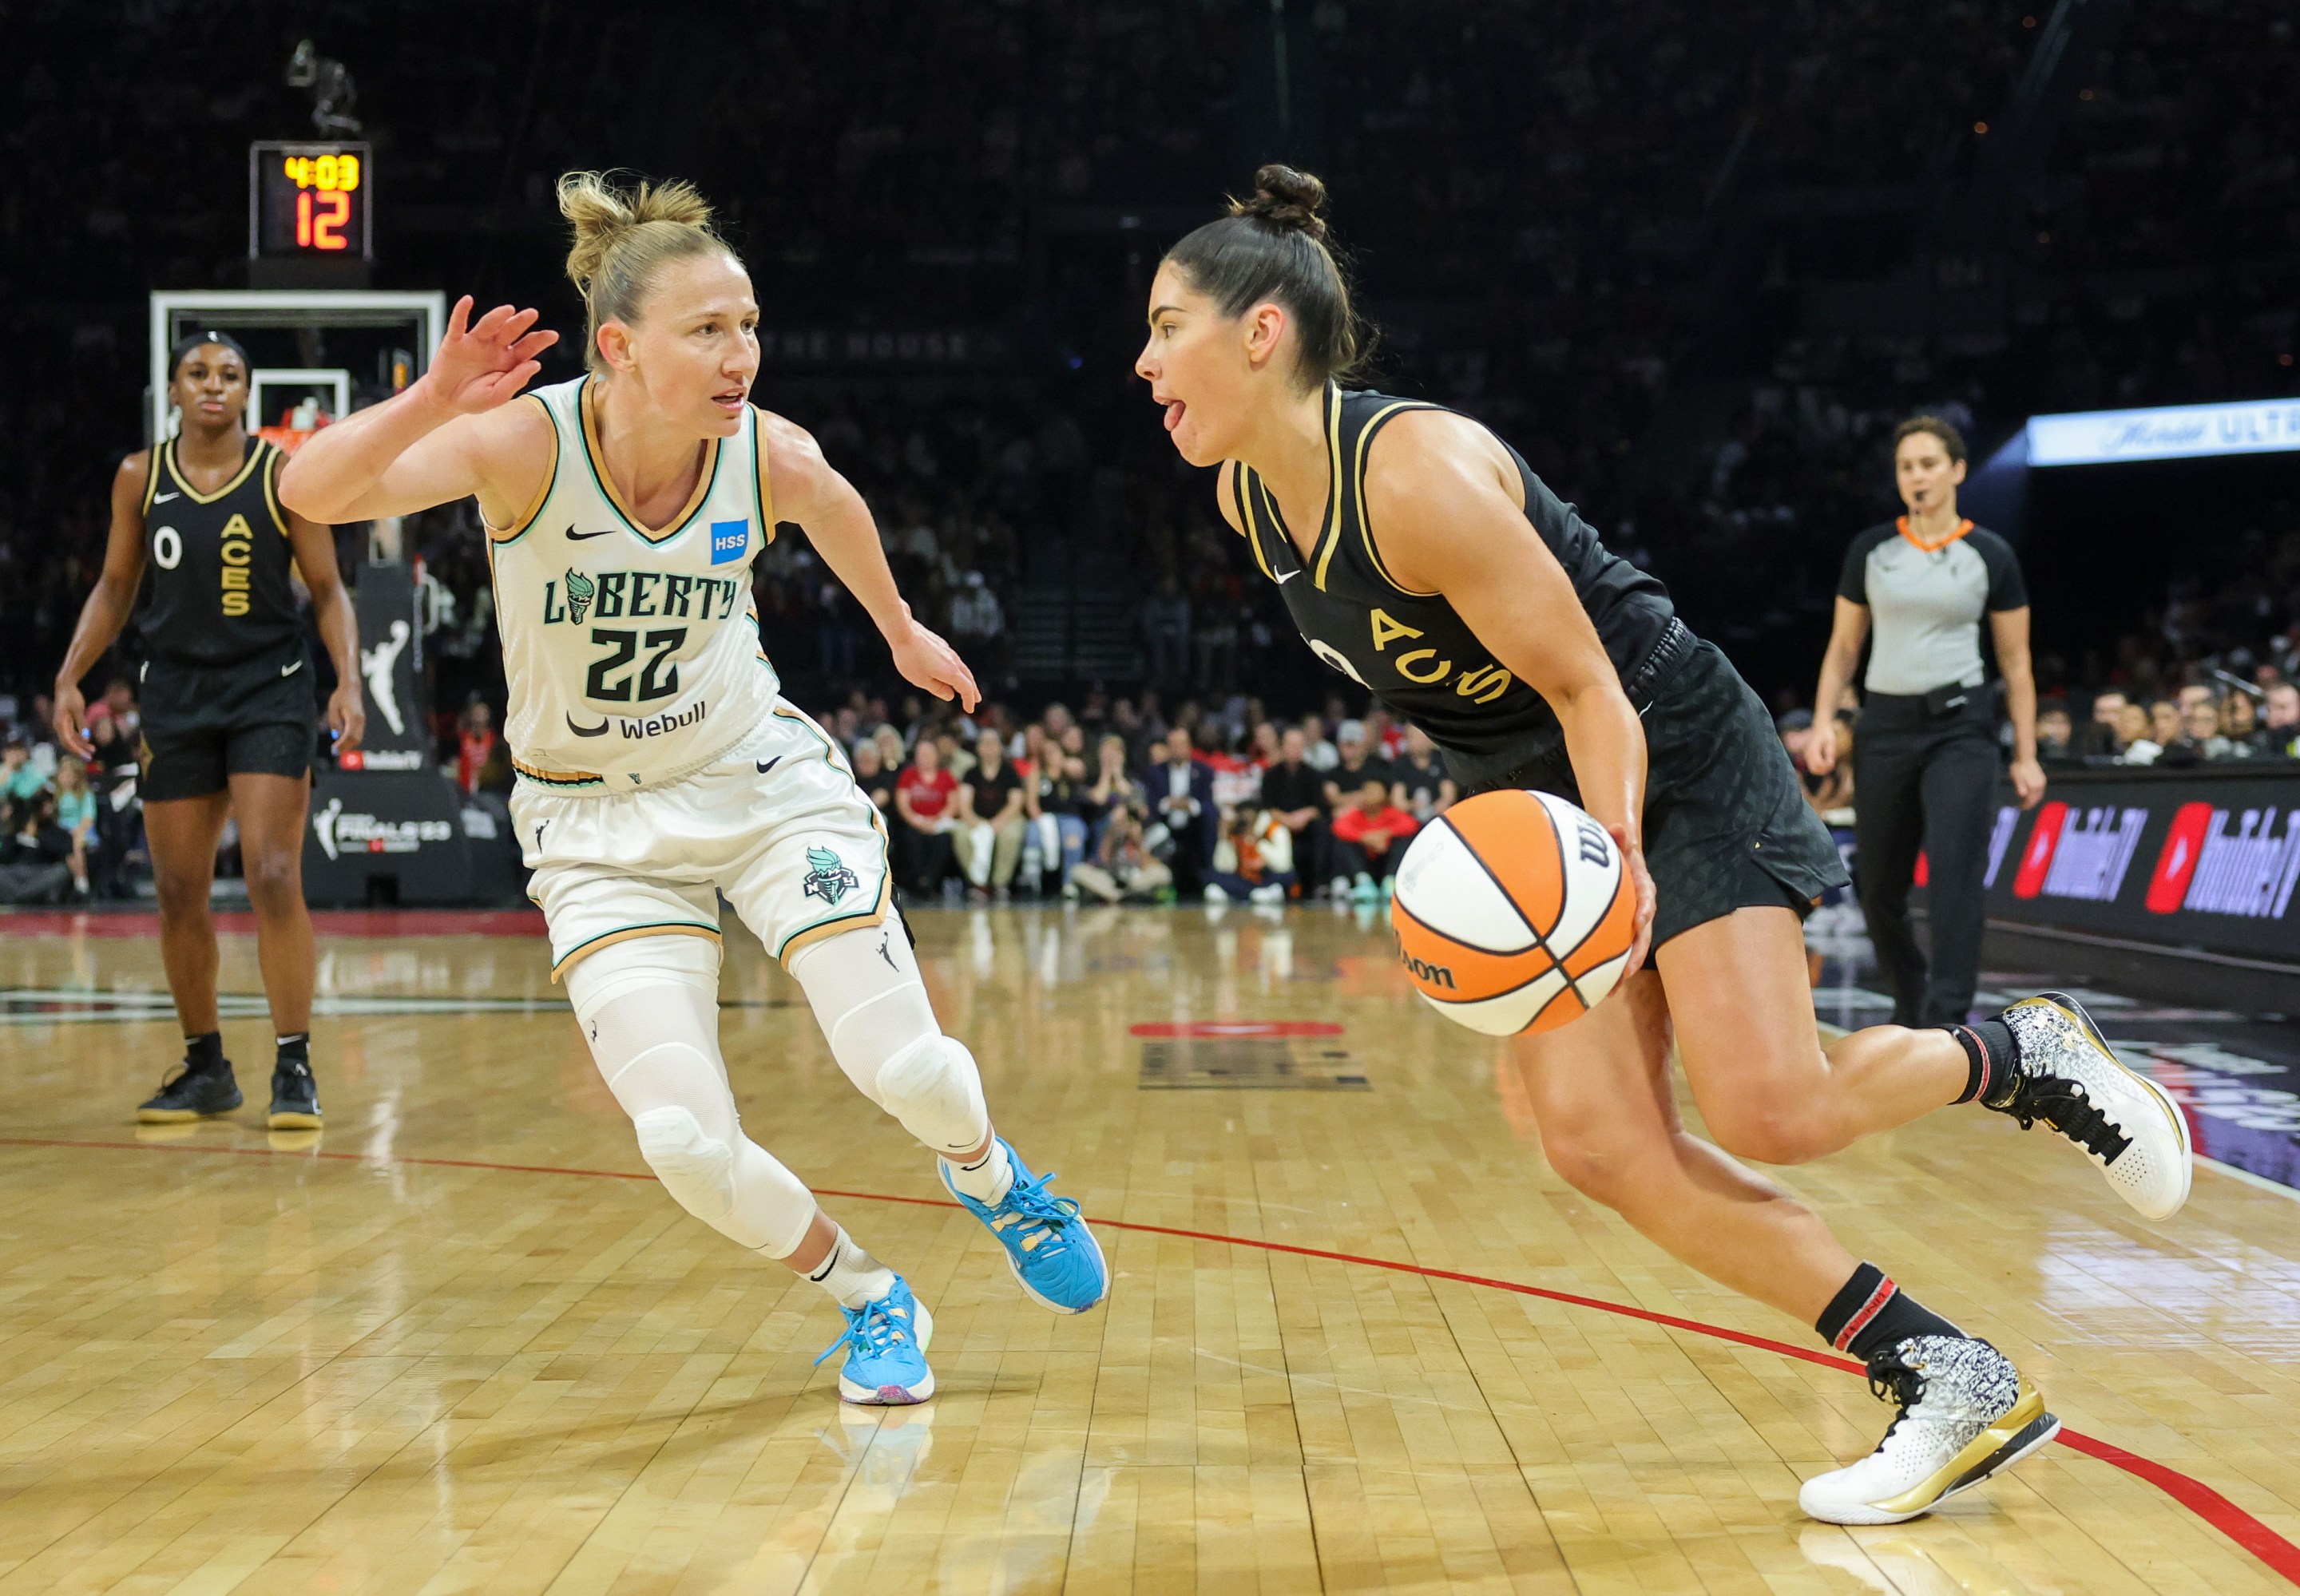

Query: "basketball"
<box><xmin>1390</xmin><ymin>788</ymin><xmax>1636</xmax><ymax>1036</ymax></box>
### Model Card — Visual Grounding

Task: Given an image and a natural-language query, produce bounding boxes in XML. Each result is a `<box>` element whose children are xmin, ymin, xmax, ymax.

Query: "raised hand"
<box><xmin>889</xmin><ymin>620</ymin><xmax>981</xmax><ymax>714</ymax></box>
<box><xmin>424</xmin><ymin>295</ymin><xmax>559</xmax><ymax>417</ymax></box>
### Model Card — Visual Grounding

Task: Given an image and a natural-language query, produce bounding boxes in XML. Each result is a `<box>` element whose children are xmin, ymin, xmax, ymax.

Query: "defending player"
<box><xmin>1136</xmin><ymin>166</ymin><xmax>2191</xmax><ymax>1523</ymax></box>
<box><xmin>52</xmin><ymin>331</ymin><xmax>365</xmax><ymax>1130</ymax></box>
<box><xmin>280</xmin><ymin>172</ymin><xmax>1107</xmax><ymax>1405</ymax></box>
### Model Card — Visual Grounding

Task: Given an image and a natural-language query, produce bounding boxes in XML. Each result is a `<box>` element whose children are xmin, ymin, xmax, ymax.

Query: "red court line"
<box><xmin>6</xmin><ymin>1133</ymin><xmax>2296</xmax><ymax>1584</ymax></box>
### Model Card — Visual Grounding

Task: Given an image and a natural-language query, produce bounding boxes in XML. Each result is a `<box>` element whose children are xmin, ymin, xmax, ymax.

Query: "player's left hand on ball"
<box><xmin>890</xmin><ymin>620</ymin><xmax>980</xmax><ymax>714</ymax></box>
<box><xmin>1610</xmin><ymin>823</ymin><xmax>1655</xmax><ymax>982</ymax></box>
<box><xmin>328</xmin><ymin>683</ymin><xmax>367</xmax><ymax>755</ymax></box>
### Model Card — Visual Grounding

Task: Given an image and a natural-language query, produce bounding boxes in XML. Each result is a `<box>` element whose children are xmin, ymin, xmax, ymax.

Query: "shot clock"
<box><xmin>248</xmin><ymin>141</ymin><xmax>372</xmax><ymax>260</ymax></box>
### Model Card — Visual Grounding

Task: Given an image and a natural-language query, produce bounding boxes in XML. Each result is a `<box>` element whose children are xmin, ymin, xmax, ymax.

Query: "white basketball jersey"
<box><xmin>488</xmin><ymin>375</ymin><xmax>779</xmax><ymax>791</ymax></box>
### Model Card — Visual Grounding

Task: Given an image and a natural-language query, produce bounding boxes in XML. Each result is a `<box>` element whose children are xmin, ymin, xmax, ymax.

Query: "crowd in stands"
<box><xmin>0</xmin><ymin>682</ymin><xmax>145</xmax><ymax>903</ymax></box>
<box><xmin>791</xmin><ymin>686</ymin><xmax>1461</xmax><ymax>910</ymax></box>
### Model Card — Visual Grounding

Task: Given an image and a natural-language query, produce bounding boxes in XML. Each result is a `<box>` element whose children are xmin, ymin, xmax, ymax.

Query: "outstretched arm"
<box><xmin>1367</xmin><ymin>412</ymin><xmax>1656</xmax><ymax>977</ymax></box>
<box><xmin>52</xmin><ymin>454</ymin><xmax>154</xmax><ymax>758</ymax></box>
<box><xmin>279</xmin><ymin>296</ymin><xmax>558</xmax><ymax>526</ymax></box>
<box><xmin>763</xmin><ymin>410</ymin><xmax>979</xmax><ymax>712</ymax></box>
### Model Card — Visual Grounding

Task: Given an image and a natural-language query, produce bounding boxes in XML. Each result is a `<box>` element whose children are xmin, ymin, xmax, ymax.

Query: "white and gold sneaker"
<box><xmin>1800</xmin><ymin>1336</ymin><xmax>2060</xmax><ymax>1526</ymax></box>
<box><xmin>1995</xmin><ymin>992</ymin><xmax>2192</xmax><ymax>1220</ymax></box>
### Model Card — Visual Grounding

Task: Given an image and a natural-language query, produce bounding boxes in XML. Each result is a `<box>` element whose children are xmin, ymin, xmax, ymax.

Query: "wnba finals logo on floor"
<box><xmin>1391</xmin><ymin>788</ymin><xmax>1636</xmax><ymax>1036</ymax></box>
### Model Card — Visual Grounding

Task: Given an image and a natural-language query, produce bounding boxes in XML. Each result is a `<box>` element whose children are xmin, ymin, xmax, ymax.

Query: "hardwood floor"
<box><xmin>1</xmin><ymin>903</ymin><xmax>2295</xmax><ymax>1593</ymax></box>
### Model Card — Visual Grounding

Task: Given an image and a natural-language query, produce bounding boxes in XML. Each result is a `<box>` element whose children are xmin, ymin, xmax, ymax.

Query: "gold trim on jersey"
<box><xmin>750</xmin><ymin>406</ymin><xmax>778</xmax><ymax>547</ymax></box>
<box><xmin>512</xmin><ymin>755</ymin><xmax>605</xmax><ymax>788</ymax></box>
<box><xmin>1311</xmin><ymin>382</ymin><xmax>1346</xmax><ymax>590</ymax></box>
<box><xmin>578</xmin><ymin>377</ymin><xmax>722</xmax><ymax>545</ymax></box>
<box><xmin>551</xmin><ymin>921</ymin><xmax>722</xmax><ymax>982</ymax></box>
<box><xmin>488</xmin><ymin>394</ymin><xmax>560</xmax><ymax>544</ymax></box>
<box><xmin>1354</xmin><ymin>400</ymin><xmax>1444</xmax><ymax>598</ymax></box>
<box><xmin>161</xmin><ymin>436</ymin><xmax>268</xmax><ymax>506</ymax></box>
<box><xmin>139</xmin><ymin>449</ymin><xmax>161</xmax><ymax>517</ymax></box>
<box><xmin>260</xmin><ymin>448</ymin><xmax>291</xmax><ymax>537</ymax></box>
<box><xmin>1231</xmin><ymin>466</ymin><xmax>1277</xmax><ymax>582</ymax></box>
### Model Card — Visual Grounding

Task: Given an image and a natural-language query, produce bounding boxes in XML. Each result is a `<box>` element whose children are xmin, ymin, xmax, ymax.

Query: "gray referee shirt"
<box><xmin>1838</xmin><ymin>519</ymin><xmax>2028</xmax><ymax>695</ymax></box>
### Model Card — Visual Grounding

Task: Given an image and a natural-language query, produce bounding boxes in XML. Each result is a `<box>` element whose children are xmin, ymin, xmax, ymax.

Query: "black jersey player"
<box><xmin>1136</xmin><ymin>166</ymin><xmax>2193</xmax><ymax>1525</ymax></box>
<box><xmin>51</xmin><ymin>333</ymin><xmax>364</xmax><ymax>1129</ymax></box>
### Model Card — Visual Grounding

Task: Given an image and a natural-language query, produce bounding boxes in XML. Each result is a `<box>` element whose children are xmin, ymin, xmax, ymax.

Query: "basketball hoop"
<box><xmin>256</xmin><ymin>398</ymin><xmax>331</xmax><ymax>454</ymax></box>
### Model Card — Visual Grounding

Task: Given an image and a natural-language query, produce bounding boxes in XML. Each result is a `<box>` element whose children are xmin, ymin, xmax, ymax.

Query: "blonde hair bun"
<box><xmin>554</xmin><ymin>171</ymin><xmax>732</xmax><ymax>372</ymax></box>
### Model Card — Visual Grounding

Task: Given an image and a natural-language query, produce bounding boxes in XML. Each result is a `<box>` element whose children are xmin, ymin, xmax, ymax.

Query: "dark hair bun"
<box><xmin>1233</xmin><ymin>163</ymin><xmax>1330</xmax><ymax>241</ymax></box>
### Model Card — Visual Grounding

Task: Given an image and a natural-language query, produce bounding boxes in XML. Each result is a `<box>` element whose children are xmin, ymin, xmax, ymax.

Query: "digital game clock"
<box><xmin>248</xmin><ymin>141</ymin><xmax>372</xmax><ymax>259</ymax></box>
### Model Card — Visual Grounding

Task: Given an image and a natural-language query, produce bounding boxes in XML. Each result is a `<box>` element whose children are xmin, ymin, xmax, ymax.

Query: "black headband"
<box><xmin>169</xmin><ymin>330</ymin><xmax>252</xmax><ymax>379</ymax></box>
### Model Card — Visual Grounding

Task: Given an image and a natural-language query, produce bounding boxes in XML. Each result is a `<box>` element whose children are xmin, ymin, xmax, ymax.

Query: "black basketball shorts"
<box><xmin>138</xmin><ymin>640</ymin><xmax>318</xmax><ymax>803</ymax></box>
<box><xmin>1444</xmin><ymin>638</ymin><xmax>1850</xmax><ymax>951</ymax></box>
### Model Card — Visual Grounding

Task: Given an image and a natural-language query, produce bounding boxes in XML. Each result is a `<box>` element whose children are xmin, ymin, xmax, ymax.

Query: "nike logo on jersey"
<box><xmin>755</xmin><ymin>756</ymin><xmax>782</xmax><ymax>776</ymax></box>
<box><xmin>153</xmin><ymin>491</ymin><xmax>180</xmax><ymax>503</ymax></box>
<box><xmin>279</xmin><ymin>659</ymin><xmax>303</xmax><ymax>677</ymax></box>
<box><xmin>564</xmin><ymin>525</ymin><xmax>617</xmax><ymax>541</ymax></box>
<box><xmin>566</xmin><ymin>713</ymin><xmax>609</xmax><ymax>736</ymax></box>
<box><xmin>1276</xmin><ymin>568</ymin><xmax>1299</xmax><ymax>584</ymax></box>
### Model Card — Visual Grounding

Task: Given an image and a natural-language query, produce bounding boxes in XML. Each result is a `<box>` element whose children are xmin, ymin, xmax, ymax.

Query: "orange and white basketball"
<box><xmin>1390</xmin><ymin>788</ymin><xmax>1636</xmax><ymax>1036</ymax></box>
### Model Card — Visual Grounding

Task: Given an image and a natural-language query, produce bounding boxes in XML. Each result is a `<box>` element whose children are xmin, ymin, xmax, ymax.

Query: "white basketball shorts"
<box><xmin>510</xmin><ymin>703</ymin><xmax>893</xmax><ymax>980</ymax></box>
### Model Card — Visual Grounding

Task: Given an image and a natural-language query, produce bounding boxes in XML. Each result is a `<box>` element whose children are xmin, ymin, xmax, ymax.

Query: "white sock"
<box><xmin>942</xmin><ymin>1139</ymin><xmax>1014</xmax><ymax>1204</ymax></box>
<box><xmin>807</xmin><ymin>1226</ymin><xmax>897</xmax><ymax>1311</ymax></box>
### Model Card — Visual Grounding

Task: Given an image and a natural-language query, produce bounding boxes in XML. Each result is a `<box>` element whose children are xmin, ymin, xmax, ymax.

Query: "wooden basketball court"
<box><xmin>2</xmin><ymin>904</ymin><xmax>2297</xmax><ymax>1593</ymax></box>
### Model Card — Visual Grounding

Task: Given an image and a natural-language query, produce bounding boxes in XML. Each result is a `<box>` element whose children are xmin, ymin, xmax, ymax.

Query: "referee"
<box><xmin>1806</xmin><ymin>416</ymin><xmax>2045</xmax><ymax>1027</ymax></box>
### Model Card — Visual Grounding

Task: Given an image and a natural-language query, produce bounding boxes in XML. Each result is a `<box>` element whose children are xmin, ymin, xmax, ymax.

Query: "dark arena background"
<box><xmin>2</xmin><ymin>4</ymin><xmax>2299</xmax><ymax>1591</ymax></box>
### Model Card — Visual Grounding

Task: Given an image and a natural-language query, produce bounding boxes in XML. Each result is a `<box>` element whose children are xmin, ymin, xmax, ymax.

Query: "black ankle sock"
<box><xmin>1815</xmin><ymin>1262</ymin><xmax>1965</xmax><ymax>1360</ymax></box>
<box><xmin>1944</xmin><ymin>1019</ymin><xmax>2018</xmax><ymax>1106</ymax></box>
<box><xmin>276</xmin><ymin>1032</ymin><xmax>311</xmax><ymax>1071</ymax></box>
<box><xmin>183</xmin><ymin>1032</ymin><xmax>224</xmax><ymax>1074</ymax></box>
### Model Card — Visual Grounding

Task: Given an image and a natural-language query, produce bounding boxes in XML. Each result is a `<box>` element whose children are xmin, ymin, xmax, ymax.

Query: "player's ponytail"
<box><xmin>556</xmin><ymin>171</ymin><xmax>733</xmax><ymax>374</ymax></box>
<box><xmin>1163</xmin><ymin>164</ymin><xmax>1367</xmax><ymax>391</ymax></box>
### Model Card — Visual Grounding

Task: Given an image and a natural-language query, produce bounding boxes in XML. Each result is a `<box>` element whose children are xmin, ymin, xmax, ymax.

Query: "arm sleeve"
<box><xmin>1836</xmin><ymin>531</ymin><xmax>1876</xmax><ymax>604</ymax></box>
<box><xmin>1976</xmin><ymin>531</ymin><xmax>2029</xmax><ymax>612</ymax></box>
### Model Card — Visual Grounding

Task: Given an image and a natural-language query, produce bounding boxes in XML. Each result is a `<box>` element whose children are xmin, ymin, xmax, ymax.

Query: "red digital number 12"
<box><xmin>295</xmin><ymin>191</ymin><xmax>351</xmax><ymax>251</ymax></box>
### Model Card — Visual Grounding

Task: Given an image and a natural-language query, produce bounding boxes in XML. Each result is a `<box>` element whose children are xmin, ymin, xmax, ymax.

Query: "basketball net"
<box><xmin>256</xmin><ymin>398</ymin><xmax>332</xmax><ymax>454</ymax></box>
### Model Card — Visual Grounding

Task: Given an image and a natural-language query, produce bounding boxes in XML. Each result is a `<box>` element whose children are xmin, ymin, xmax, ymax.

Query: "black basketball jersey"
<box><xmin>1232</xmin><ymin>385</ymin><xmax>1677</xmax><ymax>760</ymax></box>
<box><xmin>137</xmin><ymin>436</ymin><xmax>303</xmax><ymax>665</ymax></box>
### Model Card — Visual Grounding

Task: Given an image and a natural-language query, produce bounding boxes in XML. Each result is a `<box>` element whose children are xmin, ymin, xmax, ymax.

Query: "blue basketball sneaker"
<box><xmin>815</xmin><ymin>1275</ymin><xmax>935</xmax><ymax>1404</ymax></box>
<box><xmin>942</xmin><ymin>1139</ymin><xmax>1109</xmax><ymax>1314</ymax></box>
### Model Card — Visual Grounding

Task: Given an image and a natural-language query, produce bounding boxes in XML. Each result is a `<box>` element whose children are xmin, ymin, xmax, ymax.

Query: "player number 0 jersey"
<box><xmin>487</xmin><ymin>375</ymin><xmax>779</xmax><ymax>791</ymax></box>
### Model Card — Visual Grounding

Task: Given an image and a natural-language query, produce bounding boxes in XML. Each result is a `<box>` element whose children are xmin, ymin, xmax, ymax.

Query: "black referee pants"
<box><xmin>1852</xmin><ymin>694</ymin><xmax>2001</xmax><ymax>1028</ymax></box>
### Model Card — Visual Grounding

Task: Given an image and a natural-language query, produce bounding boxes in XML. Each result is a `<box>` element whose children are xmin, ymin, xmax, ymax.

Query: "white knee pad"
<box><xmin>567</xmin><ymin>933</ymin><xmax>815</xmax><ymax>1260</ymax></box>
<box><xmin>789</xmin><ymin>921</ymin><xmax>939</xmax><ymax>1097</ymax></box>
<box><xmin>875</xmin><ymin>1032</ymin><xmax>990</xmax><ymax>1157</ymax></box>
<box><xmin>633</xmin><ymin>1104</ymin><xmax>736</xmax><ymax>1224</ymax></box>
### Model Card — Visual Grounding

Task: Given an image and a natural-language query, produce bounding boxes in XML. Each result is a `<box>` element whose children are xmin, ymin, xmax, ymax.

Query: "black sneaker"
<box><xmin>137</xmin><ymin>1063</ymin><xmax>243</xmax><ymax>1123</ymax></box>
<box><xmin>268</xmin><ymin>1057</ymin><xmax>323</xmax><ymax>1130</ymax></box>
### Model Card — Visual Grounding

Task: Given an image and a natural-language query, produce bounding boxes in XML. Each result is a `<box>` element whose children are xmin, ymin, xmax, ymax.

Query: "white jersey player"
<box><xmin>281</xmin><ymin>172</ymin><xmax>1108</xmax><ymax>1405</ymax></box>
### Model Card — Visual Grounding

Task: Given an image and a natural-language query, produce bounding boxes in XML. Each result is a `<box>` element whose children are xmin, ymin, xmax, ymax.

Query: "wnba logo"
<box><xmin>1396</xmin><ymin>945</ymin><xmax>1457</xmax><ymax>990</ymax></box>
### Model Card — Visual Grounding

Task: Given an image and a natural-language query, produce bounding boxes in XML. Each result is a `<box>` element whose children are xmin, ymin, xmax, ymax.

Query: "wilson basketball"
<box><xmin>1390</xmin><ymin>789</ymin><xmax>1636</xmax><ymax>1036</ymax></box>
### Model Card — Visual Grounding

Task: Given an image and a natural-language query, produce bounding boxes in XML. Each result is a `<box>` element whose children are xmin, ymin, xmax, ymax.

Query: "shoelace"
<box><xmin>1864</xmin><ymin>1345</ymin><xmax>1929</xmax><ymax>1443</ymax></box>
<box><xmin>2000</xmin><ymin>1072</ymin><xmax>2131</xmax><ymax>1162</ymax></box>
<box><xmin>988</xmin><ymin>1168</ymin><xmax>1081</xmax><ymax>1257</ymax></box>
<box><xmin>814</xmin><ymin>1293</ymin><xmax>914</xmax><ymax>1369</ymax></box>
